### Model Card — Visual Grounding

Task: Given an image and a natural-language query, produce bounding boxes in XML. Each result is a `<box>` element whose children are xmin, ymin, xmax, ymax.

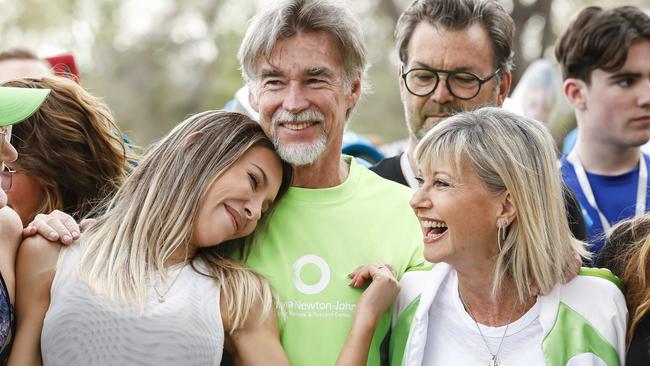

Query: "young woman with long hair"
<box><xmin>9</xmin><ymin>108</ymin><xmax>398</xmax><ymax>365</ymax></box>
<box><xmin>8</xmin><ymin>111</ymin><xmax>294</xmax><ymax>365</ymax></box>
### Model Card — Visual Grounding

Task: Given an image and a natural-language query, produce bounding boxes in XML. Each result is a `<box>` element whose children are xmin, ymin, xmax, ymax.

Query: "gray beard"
<box><xmin>272</xmin><ymin>131</ymin><xmax>327</xmax><ymax>166</ymax></box>
<box><xmin>270</xmin><ymin>108</ymin><xmax>328</xmax><ymax>166</ymax></box>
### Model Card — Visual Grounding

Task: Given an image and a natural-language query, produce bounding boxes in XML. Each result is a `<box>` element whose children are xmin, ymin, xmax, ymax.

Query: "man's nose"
<box><xmin>429</xmin><ymin>78</ymin><xmax>455</xmax><ymax>105</ymax></box>
<box><xmin>637</xmin><ymin>78</ymin><xmax>650</xmax><ymax>109</ymax></box>
<box><xmin>282</xmin><ymin>82</ymin><xmax>310</xmax><ymax>113</ymax></box>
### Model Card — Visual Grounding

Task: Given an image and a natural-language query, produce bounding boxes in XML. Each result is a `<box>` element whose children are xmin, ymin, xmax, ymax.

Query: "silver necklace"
<box><xmin>459</xmin><ymin>291</ymin><xmax>518</xmax><ymax>366</ymax></box>
<box><xmin>153</xmin><ymin>264</ymin><xmax>186</xmax><ymax>303</ymax></box>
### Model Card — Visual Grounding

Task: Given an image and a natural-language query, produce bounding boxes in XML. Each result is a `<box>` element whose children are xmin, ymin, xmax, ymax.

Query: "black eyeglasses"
<box><xmin>401</xmin><ymin>66</ymin><xmax>500</xmax><ymax>100</ymax></box>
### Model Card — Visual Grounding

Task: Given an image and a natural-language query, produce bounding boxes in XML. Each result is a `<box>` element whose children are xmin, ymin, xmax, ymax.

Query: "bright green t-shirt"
<box><xmin>245</xmin><ymin>157</ymin><xmax>425</xmax><ymax>366</ymax></box>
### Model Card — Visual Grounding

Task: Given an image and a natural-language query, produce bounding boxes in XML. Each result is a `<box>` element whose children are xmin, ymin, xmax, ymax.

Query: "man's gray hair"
<box><xmin>395</xmin><ymin>0</ymin><xmax>514</xmax><ymax>80</ymax></box>
<box><xmin>237</xmin><ymin>0</ymin><xmax>368</xmax><ymax>95</ymax></box>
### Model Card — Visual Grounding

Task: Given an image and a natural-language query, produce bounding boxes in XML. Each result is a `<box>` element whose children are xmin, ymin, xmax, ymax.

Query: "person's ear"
<box><xmin>183</xmin><ymin>131</ymin><xmax>204</xmax><ymax>154</ymax></box>
<box><xmin>345</xmin><ymin>75</ymin><xmax>362</xmax><ymax>109</ymax></box>
<box><xmin>497</xmin><ymin>191</ymin><xmax>517</xmax><ymax>225</ymax></box>
<box><xmin>496</xmin><ymin>70</ymin><xmax>512</xmax><ymax>106</ymax></box>
<box><xmin>563</xmin><ymin>78</ymin><xmax>588</xmax><ymax>111</ymax></box>
<box><xmin>248</xmin><ymin>88</ymin><xmax>259</xmax><ymax>113</ymax></box>
<box><xmin>398</xmin><ymin>65</ymin><xmax>409</xmax><ymax>101</ymax></box>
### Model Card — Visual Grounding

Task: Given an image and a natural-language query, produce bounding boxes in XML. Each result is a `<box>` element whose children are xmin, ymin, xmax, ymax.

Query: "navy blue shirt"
<box><xmin>561</xmin><ymin>154</ymin><xmax>650</xmax><ymax>255</ymax></box>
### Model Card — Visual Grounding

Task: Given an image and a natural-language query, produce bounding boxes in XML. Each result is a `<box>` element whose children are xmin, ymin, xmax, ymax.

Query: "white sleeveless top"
<box><xmin>41</xmin><ymin>245</ymin><xmax>224</xmax><ymax>366</ymax></box>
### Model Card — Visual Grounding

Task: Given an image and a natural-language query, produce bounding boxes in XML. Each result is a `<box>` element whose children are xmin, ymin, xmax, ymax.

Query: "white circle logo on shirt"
<box><xmin>293</xmin><ymin>255</ymin><xmax>331</xmax><ymax>295</ymax></box>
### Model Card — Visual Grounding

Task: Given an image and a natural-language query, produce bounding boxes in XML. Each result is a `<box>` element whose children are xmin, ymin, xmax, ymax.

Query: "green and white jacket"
<box><xmin>389</xmin><ymin>263</ymin><xmax>627</xmax><ymax>366</ymax></box>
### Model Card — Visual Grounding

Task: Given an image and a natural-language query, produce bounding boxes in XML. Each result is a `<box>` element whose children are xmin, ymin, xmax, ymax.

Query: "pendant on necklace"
<box><xmin>158</xmin><ymin>296</ymin><xmax>165</xmax><ymax>303</ymax></box>
<box><xmin>489</xmin><ymin>355</ymin><xmax>503</xmax><ymax>366</ymax></box>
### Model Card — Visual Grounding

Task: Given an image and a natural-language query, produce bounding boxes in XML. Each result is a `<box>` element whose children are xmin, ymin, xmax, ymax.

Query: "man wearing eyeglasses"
<box><xmin>371</xmin><ymin>0</ymin><xmax>512</xmax><ymax>188</ymax></box>
<box><xmin>371</xmin><ymin>0</ymin><xmax>586</xmax><ymax>241</ymax></box>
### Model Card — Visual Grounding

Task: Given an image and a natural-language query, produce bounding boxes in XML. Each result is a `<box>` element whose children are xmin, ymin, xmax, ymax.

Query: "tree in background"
<box><xmin>2</xmin><ymin>0</ymin><xmax>648</xmax><ymax>147</ymax></box>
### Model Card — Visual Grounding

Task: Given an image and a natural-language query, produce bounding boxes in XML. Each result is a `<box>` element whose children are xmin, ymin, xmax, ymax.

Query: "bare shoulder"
<box><xmin>18</xmin><ymin>234</ymin><xmax>65</xmax><ymax>275</ymax></box>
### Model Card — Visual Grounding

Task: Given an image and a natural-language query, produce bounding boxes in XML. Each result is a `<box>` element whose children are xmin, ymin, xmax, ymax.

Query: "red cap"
<box><xmin>45</xmin><ymin>54</ymin><xmax>79</xmax><ymax>82</ymax></box>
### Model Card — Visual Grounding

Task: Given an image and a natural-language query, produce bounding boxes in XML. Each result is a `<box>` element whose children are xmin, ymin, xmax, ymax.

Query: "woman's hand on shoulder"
<box><xmin>22</xmin><ymin>210</ymin><xmax>83</xmax><ymax>245</ymax></box>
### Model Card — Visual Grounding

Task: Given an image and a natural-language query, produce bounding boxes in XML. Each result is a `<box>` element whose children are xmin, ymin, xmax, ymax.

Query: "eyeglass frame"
<box><xmin>0</xmin><ymin>164</ymin><xmax>15</xmax><ymax>192</ymax></box>
<box><xmin>400</xmin><ymin>65</ymin><xmax>501</xmax><ymax>100</ymax></box>
<box><xmin>0</xmin><ymin>126</ymin><xmax>14</xmax><ymax>192</ymax></box>
<box><xmin>0</xmin><ymin>126</ymin><xmax>10</xmax><ymax>143</ymax></box>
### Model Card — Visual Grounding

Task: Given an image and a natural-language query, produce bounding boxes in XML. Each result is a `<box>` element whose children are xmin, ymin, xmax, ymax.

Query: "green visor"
<box><xmin>0</xmin><ymin>87</ymin><xmax>51</xmax><ymax>127</ymax></box>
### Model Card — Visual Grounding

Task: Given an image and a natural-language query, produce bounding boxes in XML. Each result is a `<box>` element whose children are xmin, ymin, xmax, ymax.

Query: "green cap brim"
<box><xmin>0</xmin><ymin>87</ymin><xmax>51</xmax><ymax>127</ymax></box>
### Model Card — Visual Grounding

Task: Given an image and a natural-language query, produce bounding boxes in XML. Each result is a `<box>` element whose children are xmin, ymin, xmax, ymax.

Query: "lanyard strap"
<box><xmin>567</xmin><ymin>149</ymin><xmax>647</xmax><ymax>233</ymax></box>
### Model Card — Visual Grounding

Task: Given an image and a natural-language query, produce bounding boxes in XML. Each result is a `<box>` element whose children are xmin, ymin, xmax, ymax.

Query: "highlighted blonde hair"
<box><xmin>79</xmin><ymin>111</ymin><xmax>291</xmax><ymax>332</ymax></box>
<box><xmin>415</xmin><ymin>107</ymin><xmax>588</xmax><ymax>303</ymax></box>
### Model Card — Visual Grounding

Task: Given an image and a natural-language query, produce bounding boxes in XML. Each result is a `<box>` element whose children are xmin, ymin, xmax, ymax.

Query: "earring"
<box><xmin>497</xmin><ymin>218</ymin><xmax>508</xmax><ymax>253</ymax></box>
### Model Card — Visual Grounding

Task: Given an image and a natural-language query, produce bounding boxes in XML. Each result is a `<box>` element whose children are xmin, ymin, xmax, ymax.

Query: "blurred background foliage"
<box><xmin>2</xmin><ymin>0</ymin><xmax>649</xmax><ymax>149</ymax></box>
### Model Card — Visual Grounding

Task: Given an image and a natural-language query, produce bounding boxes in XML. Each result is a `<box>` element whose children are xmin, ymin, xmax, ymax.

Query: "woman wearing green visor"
<box><xmin>0</xmin><ymin>86</ymin><xmax>49</xmax><ymax>364</ymax></box>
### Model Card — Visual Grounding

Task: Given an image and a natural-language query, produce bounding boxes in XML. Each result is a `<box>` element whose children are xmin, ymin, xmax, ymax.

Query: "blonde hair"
<box><xmin>79</xmin><ymin>111</ymin><xmax>291</xmax><ymax>332</ymax></box>
<box><xmin>415</xmin><ymin>107</ymin><xmax>588</xmax><ymax>303</ymax></box>
<box><xmin>599</xmin><ymin>215</ymin><xmax>650</xmax><ymax>347</ymax></box>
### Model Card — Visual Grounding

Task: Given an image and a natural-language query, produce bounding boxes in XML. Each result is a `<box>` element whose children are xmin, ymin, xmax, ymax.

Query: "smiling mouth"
<box><xmin>422</xmin><ymin>219</ymin><xmax>448</xmax><ymax>240</ymax></box>
<box><xmin>280</xmin><ymin>121</ymin><xmax>319</xmax><ymax>131</ymax></box>
<box><xmin>224</xmin><ymin>205</ymin><xmax>241</xmax><ymax>231</ymax></box>
<box><xmin>632</xmin><ymin>116</ymin><xmax>650</xmax><ymax>124</ymax></box>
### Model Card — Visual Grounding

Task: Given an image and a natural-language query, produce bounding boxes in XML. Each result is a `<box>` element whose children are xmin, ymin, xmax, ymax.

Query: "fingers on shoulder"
<box><xmin>28</xmin><ymin>210</ymin><xmax>80</xmax><ymax>243</ymax></box>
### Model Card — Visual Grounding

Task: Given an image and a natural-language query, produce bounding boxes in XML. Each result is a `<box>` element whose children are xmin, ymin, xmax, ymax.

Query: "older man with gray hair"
<box><xmin>237</xmin><ymin>0</ymin><xmax>423</xmax><ymax>364</ymax></box>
